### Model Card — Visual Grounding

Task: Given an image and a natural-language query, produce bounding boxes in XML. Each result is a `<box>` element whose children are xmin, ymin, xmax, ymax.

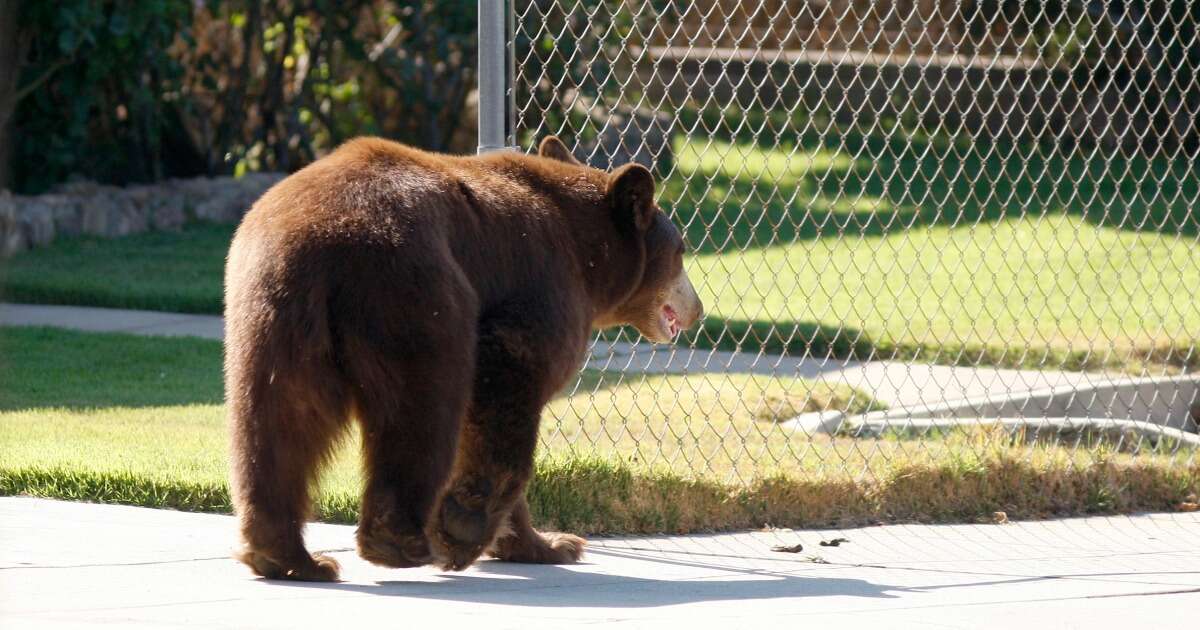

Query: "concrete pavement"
<box><xmin>0</xmin><ymin>302</ymin><xmax>224</xmax><ymax>340</ymax></box>
<box><xmin>2</xmin><ymin>498</ymin><xmax>1198</xmax><ymax>629</ymax></box>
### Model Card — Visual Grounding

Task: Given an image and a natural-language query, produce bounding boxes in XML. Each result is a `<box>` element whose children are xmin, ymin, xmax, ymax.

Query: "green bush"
<box><xmin>5</xmin><ymin>1</ymin><xmax>478</xmax><ymax>193</ymax></box>
<box><xmin>12</xmin><ymin>1</ymin><xmax>190</xmax><ymax>192</ymax></box>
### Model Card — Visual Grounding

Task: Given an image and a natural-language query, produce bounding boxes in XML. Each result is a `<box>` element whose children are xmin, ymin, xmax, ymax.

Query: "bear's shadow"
<box><xmin>272</xmin><ymin>547</ymin><xmax>913</xmax><ymax>607</ymax></box>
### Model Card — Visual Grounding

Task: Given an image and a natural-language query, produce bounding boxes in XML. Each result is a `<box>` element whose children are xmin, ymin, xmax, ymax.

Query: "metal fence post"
<box><xmin>477</xmin><ymin>0</ymin><xmax>514</xmax><ymax>154</ymax></box>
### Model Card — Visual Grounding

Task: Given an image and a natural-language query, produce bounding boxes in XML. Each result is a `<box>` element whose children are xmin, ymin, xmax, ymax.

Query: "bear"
<box><xmin>224</xmin><ymin>135</ymin><xmax>704</xmax><ymax>581</ymax></box>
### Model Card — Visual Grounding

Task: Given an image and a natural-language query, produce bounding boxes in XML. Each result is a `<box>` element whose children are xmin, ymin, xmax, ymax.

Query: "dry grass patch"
<box><xmin>543</xmin><ymin>371</ymin><xmax>883</xmax><ymax>480</ymax></box>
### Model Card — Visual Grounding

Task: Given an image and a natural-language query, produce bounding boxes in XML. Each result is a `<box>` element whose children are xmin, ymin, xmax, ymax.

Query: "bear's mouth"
<box><xmin>660</xmin><ymin>304</ymin><xmax>680</xmax><ymax>338</ymax></box>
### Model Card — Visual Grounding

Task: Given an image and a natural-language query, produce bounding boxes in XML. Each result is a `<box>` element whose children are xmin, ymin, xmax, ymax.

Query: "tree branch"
<box><xmin>12</xmin><ymin>56</ymin><xmax>71</xmax><ymax>104</ymax></box>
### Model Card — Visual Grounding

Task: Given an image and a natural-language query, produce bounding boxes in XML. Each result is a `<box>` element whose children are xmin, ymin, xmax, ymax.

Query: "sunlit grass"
<box><xmin>5</xmin><ymin>399</ymin><xmax>1197</xmax><ymax>533</ymax></box>
<box><xmin>0</xmin><ymin>221</ymin><xmax>230</xmax><ymax>314</ymax></box>
<box><xmin>2</xmin><ymin>327</ymin><xmax>1197</xmax><ymax>533</ymax></box>
<box><xmin>673</xmin><ymin>137</ymin><xmax>859</xmax><ymax>187</ymax></box>
<box><xmin>664</xmin><ymin>136</ymin><xmax>1200</xmax><ymax>371</ymax></box>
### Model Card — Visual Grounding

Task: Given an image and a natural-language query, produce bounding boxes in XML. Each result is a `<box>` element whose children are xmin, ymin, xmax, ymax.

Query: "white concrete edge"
<box><xmin>779</xmin><ymin>413</ymin><xmax>1200</xmax><ymax>448</ymax></box>
<box><xmin>851</xmin><ymin>373</ymin><xmax>1200</xmax><ymax>430</ymax></box>
<box><xmin>864</xmin><ymin>416</ymin><xmax>1200</xmax><ymax>447</ymax></box>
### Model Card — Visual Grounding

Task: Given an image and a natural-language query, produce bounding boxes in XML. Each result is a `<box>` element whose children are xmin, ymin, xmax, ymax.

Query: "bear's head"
<box><xmin>539</xmin><ymin>136</ymin><xmax>705</xmax><ymax>343</ymax></box>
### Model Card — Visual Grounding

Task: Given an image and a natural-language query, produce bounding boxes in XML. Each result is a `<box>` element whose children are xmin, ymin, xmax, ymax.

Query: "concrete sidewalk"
<box><xmin>0</xmin><ymin>302</ymin><xmax>1115</xmax><ymax>410</ymax></box>
<box><xmin>0</xmin><ymin>302</ymin><xmax>224</xmax><ymax>340</ymax></box>
<box><xmin>2</xmin><ymin>498</ymin><xmax>1198</xmax><ymax>629</ymax></box>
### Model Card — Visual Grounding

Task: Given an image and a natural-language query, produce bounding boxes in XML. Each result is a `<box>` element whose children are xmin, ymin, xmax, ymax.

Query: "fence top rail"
<box><xmin>633</xmin><ymin>45</ymin><xmax>1058</xmax><ymax>73</ymax></box>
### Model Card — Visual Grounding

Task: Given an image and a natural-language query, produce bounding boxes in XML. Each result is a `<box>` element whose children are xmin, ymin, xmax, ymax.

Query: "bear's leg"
<box><xmin>355</xmin><ymin>396</ymin><xmax>467</xmax><ymax>569</ymax></box>
<box><xmin>488</xmin><ymin>496</ymin><xmax>586</xmax><ymax>564</ymax></box>
<box><xmin>351</xmin><ymin>322</ymin><xmax>477</xmax><ymax>570</ymax></box>
<box><xmin>429</xmin><ymin>305</ymin><xmax>585</xmax><ymax>571</ymax></box>
<box><xmin>431</xmin><ymin>408</ymin><xmax>539</xmax><ymax>571</ymax></box>
<box><xmin>230</xmin><ymin>388</ymin><xmax>347</xmax><ymax>582</ymax></box>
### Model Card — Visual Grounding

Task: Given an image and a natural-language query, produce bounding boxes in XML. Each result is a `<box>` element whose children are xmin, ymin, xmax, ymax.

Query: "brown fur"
<box><xmin>225</xmin><ymin>136</ymin><xmax>694</xmax><ymax>581</ymax></box>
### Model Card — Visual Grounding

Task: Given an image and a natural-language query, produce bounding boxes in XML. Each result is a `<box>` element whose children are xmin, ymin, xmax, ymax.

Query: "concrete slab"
<box><xmin>0</xmin><ymin>303</ymin><xmax>223</xmax><ymax>340</ymax></box>
<box><xmin>2</xmin><ymin>498</ymin><xmax>1198</xmax><ymax>629</ymax></box>
<box><xmin>588</xmin><ymin>340</ymin><xmax>1110</xmax><ymax>408</ymax></box>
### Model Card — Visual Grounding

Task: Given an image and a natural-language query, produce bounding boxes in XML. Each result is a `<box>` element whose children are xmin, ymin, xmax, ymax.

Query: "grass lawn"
<box><xmin>3</xmin><ymin>133</ymin><xmax>1198</xmax><ymax>371</ymax></box>
<box><xmin>1</xmin><ymin>222</ymin><xmax>229</xmax><ymax>314</ymax></box>
<box><xmin>2</xmin><ymin>326</ymin><xmax>1196</xmax><ymax>533</ymax></box>
<box><xmin>662</xmin><ymin>135</ymin><xmax>1200</xmax><ymax>371</ymax></box>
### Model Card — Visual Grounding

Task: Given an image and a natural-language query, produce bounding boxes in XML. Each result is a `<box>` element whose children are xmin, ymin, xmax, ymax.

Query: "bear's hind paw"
<box><xmin>543</xmin><ymin>532</ymin><xmax>586</xmax><ymax>563</ymax></box>
<box><xmin>237</xmin><ymin>548</ymin><xmax>341</xmax><ymax>582</ymax></box>
<box><xmin>490</xmin><ymin>531</ymin><xmax>587</xmax><ymax>564</ymax></box>
<box><xmin>357</xmin><ymin>530</ymin><xmax>434</xmax><ymax>569</ymax></box>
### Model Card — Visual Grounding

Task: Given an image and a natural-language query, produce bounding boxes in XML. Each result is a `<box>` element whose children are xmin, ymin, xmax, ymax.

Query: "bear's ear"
<box><xmin>538</xmin><ymin>136</ymin><xmax>580</xmax><ymax>165</ymax></box>
<box><xmin>608</xmin><ymin>163</ymin><xmax>656</xmax><ymax>233</ymax></box>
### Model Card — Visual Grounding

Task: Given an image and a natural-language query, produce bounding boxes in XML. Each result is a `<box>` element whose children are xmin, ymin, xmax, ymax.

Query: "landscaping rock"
<box><xmin>190</xmin><ymin>173</ymin><xmax>281</xmax><ymax>223</ymax></box>
<box><xmin>55</xmin><ymin>182</ymin><xmax>145</xmax><ymax>239</ymax></box>
<box><xmin>0</xmin><ymin>172</ymin><xmax>285</xmax><ymax>257</ymax></box>
<box><xmin>126</xmin><ymin>185</ymin><xmax>185</xmax><ymax>232</ymax></box>
<box><xmin>47</xmin><ymin>195</ymin><xmax>84</xmax><ymax>237</ymax></box>
<box><xmin>153</xmin><ymin>194</ymin><xmax>187</xmax><ymax>231</ymax></box>
<box><xmin>0</xmin><ymin>189</ymin><xmax>23</xmax><ymax>256</ymax></box>
<box><xmin>193</xmin><ymin>190</ymin><xmax>241</xmax><ymax>223</ymax></box>
<box><xmin>15</xmin><ymin>197</ymin><xmax>55</xmax><ymax>247</ymax></box>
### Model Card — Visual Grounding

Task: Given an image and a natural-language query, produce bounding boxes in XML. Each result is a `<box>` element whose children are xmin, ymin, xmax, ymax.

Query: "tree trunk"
<box><xmin>0</xmin><ymin>0</ymin><xmax>23</xmax><ymax>190</ymax></box>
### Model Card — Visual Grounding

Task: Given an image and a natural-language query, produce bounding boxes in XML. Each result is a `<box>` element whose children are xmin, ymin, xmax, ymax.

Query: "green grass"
<box><xmin>662</xmin><ymin>135</ymin><xmax>1200</xmax><ymax>371</ymax></box>
<box><xmin>2</xmin><ymin>326</ymin><xmax>1197</xmax><ymax>533</ymax></box>
<box><xmin>0</xmin><ymin>222</ymin><xmax>230</xmax><ymax>314</ymax></box>
<box><xmin>0</xmin><ymin>326</ymin><xmax>222</xmax><ymax>409</ymax></box>
<box><xmin>3</xmin><ymin>131</ymin><xmax>1198</xmax><ymax>371</ymax></box>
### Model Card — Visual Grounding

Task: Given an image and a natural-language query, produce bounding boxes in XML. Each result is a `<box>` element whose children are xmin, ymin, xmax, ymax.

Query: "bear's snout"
<box><xmin>643</xmin><ymin>269</ymin><xmax>704</xmax><ymax>344</ymax></box>
<box><xmin>670</xmin><ymin>269</ymin><xmax>704</xmax><ymax>330</ymax></box>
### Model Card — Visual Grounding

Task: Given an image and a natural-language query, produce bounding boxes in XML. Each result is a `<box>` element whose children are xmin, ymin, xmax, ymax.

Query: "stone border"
<box><xmin>0</xmin><ymin>173</ymin><xmax>284</xmax><ymax>257</ymax></box>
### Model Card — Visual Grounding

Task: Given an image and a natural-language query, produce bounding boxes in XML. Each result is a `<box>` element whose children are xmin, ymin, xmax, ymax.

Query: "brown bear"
<box><xmin>224</xmin><ymin>135</ymin><xmax>703</xmax><ymax>581</ymax></box>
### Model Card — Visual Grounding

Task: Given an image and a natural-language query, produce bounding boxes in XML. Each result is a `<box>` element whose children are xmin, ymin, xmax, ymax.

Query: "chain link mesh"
<box><xmin>511</xmin><ymin>1</ymin><xmax>1200</xmax><ymax>486</ymax></box>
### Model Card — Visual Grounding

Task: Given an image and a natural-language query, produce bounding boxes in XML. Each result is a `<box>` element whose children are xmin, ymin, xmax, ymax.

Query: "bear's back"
<box><xmin>240</xmin><ymin>138</ymin><xmax>604</xmax><ymax>246</ymax></box>
<box><xmin>228</xmin><ymin>138</ymin><xmax>613</xmax><ymax>313</ymax></box>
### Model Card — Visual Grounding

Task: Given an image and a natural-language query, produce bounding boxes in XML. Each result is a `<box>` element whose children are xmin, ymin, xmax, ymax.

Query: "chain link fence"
<box><xmin>501</xmin><ymin>1</ymin><xmax>1200</xmax><ymax>488</ymax></box>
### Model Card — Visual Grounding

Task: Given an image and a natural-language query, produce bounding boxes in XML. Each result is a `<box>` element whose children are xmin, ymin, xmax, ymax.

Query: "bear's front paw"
<box><xmin>431</xmin><ymin>493</ymin><xmax>491</xmax><ymax>571</ymax></box>
<box><xmin>431</xmin><ymin>530</ymin><xmax>488</xmax><ymax>572</ymax></box>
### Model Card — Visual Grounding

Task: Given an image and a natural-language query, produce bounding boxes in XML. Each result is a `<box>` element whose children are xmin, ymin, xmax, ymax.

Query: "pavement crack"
<box><xmin>1083</xmin><ymin>586</ymin><xmax>1200</xmax><ymax>599</ymax></box>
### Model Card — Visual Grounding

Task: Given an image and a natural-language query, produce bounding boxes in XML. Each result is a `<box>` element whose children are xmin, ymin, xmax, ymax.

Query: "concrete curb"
<box><xmin>850</xmin><ymin>373</ymin><xmax>1200</xmax><ymax>432</ymax></box>
<box><xmin>780</xmin><ymin>413</ymin><xmax>1200</xmax><ymax>449</ymax></box>
<box><xmin>879</xmin><ymin>416</ymin><xmax>1197</xmax><ymax>447</ymax></box>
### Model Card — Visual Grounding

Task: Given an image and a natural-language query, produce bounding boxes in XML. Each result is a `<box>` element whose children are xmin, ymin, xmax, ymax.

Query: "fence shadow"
<box><xmin>664</xmin><ymin>130</ymin><xmax>1199</xmax><ymax>257</ymax></box>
